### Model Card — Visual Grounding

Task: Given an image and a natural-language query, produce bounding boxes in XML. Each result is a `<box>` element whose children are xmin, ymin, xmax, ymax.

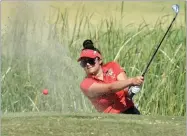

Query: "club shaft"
<box><xmin>142</xmin><ymin>13</ymin><xmax>178</xmax><ymax>77</ymax></box>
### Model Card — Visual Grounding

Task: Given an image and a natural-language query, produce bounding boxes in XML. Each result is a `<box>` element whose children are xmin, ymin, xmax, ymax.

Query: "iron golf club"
<box><xmin>142</xmin><ymin>4</ymin><xmax>180</xmax><ymax>77</ymax></box>
<box><xmin>129</xmin><ymin>4</ymin><xmax>180</xmax><ymax>98</ymax></box>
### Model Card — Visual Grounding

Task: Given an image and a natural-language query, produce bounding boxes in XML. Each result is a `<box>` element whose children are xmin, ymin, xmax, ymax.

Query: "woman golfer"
<box><xmin>78</xmin><ymin>39</ymin><xmax>144</xmax><ymax>114</ymax></box>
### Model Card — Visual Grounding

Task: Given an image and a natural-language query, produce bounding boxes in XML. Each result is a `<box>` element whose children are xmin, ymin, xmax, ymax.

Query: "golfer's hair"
<box><xmin>82</xmin><ymin>39</ymin><xmax>101</xmax><ymax>54</ymax></box>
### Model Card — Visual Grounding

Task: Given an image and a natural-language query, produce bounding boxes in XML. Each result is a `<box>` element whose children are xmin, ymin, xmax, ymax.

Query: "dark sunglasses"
<box><xmin>80</xmin><ymin>58</ymin><xmax>96</xmax><ymax>68</ymax></box>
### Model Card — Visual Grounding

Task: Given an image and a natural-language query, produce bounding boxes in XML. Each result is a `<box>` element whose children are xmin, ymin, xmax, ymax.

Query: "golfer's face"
<box><xmin>80</xmin><ymin>58</ymin><xmax>100</xmax><ymax>74</ymax></box>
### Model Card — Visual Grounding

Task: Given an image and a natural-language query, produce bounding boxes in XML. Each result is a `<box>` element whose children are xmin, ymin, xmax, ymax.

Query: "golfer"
<box><xmin>78</xmin><ymin>39</ymin><xmax>144</xmax><ymax>114</ymax></box>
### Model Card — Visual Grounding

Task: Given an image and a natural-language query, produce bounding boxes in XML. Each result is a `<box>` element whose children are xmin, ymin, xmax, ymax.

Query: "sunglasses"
<box><xmin>80</xmin><ymin>58</ymin><xmax>96</xmax><ymax>68</ymax></box>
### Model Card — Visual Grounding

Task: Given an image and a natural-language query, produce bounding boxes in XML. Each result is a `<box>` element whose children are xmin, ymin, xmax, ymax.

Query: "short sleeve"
<box><xmin>111</xmin><ymin>61</ymin><xmax>125</xmax><ymax>76</ymax></box>
<box><xmin>80</xmin><ymin>78</ymin><xmax>95</xmax><ymax>95</ymax></box>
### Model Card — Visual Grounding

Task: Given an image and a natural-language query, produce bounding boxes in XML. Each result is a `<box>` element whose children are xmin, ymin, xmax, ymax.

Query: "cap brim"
<box><xmin>77</xmin><ymin>56</ymin><xmax>95</xmax><ymax>62</ymax></box>
<box><xmin>77</xmin><ymin>49</ymin><xmax>102</xmax><ymax>62</ymax></box>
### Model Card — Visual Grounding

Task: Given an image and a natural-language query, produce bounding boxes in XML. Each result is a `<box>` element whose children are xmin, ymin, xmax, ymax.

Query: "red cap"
<box><xmin>77</xmin><ymin>49</ymin><xmax>102</xmax><ymax>61</ymax></box>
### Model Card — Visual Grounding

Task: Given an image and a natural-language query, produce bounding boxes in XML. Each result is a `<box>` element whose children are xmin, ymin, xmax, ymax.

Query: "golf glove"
<box><xmin>128</xmin><ymin>86</ymin><xmax>141</xmax><ymax>99</ymax></box>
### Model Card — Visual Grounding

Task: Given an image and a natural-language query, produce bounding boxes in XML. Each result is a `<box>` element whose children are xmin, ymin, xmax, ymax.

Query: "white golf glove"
<box><xmin>128</xmin><ymin>86</ymin><xmax>141</xmax><ymax>99</ymax></box>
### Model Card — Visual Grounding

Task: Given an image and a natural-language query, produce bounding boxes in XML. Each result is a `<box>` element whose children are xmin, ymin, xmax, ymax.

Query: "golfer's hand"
<box><xmin>131</xmin><ymin>76</ymin><xmax>144</xmax><ymax>86</ymax></box>
<box><xmin>127</xmin><ymin>76</ymin><xmax>144</xmax><ymax>99</ymax></box>
<box><xmin>129</xmin><ymin>86</ymin><xmax>141</xmax><ymax>94</ymax></box>
<box><xmin>127</xmin><ymin>85</ymin><xmax>141</xmax><ymax>99</ymax></box>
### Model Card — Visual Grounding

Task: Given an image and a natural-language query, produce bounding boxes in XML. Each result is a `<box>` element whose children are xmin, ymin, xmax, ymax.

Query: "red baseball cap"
<box><xmin>77</xmin><ymin>49</ymin><xmax>102</xmax><ymax>62</ymax></box>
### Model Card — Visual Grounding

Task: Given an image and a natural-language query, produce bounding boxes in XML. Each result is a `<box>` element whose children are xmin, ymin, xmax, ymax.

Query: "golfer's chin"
<box><xmin>86</xmin><ymin>68</ymin><xmax>96</xmax><ymax>75</ymax></box>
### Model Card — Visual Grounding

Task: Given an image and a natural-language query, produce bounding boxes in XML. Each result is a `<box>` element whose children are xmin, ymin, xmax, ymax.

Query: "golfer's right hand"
<box><xmin>131</xmin><ymin>76</ymin><xmax>144</xmax><ymax>86</ymax></box>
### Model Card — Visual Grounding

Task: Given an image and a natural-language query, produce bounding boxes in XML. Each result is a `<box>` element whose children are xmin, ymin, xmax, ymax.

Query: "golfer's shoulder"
<box><xmin>103</xmin><ymin>61</ymin><xmax>124</xmax><ymax>75</ymax></box>
<box><xmin>80</xmin><ymin>77</ymin><xmax>95</xmax><ymax>90</ymax></box>
<box><xmin>103</xmin><ymin>61</ymin><xmax>122</xmax><ymax>69</ymax></box>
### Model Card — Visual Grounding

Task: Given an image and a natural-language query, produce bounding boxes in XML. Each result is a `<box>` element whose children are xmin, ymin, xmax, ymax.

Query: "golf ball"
<box><xmin>43</xmin><ymin>89</ymin><xmax>48</xmax><ymax>95</ymax></box>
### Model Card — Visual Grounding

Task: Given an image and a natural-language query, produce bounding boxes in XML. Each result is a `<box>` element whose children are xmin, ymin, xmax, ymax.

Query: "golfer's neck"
<box><xmin>95</xmin><ymin>67</ymin><xmax>103</xmax><ymax>80</ymax></box>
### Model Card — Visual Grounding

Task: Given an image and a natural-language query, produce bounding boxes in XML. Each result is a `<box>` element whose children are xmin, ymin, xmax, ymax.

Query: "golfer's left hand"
<box><xmin>128</xmin><ymin>86</ymin><xmax>141</xmax><ymax>99</ymax></box>
<box><xmin>130</xmin><ymin>86</ymin><xmax>141</xmax><ymax>94</ymax></box>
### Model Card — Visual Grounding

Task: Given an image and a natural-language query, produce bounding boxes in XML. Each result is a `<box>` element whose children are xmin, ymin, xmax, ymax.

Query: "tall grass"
<box><xmin>1</xmin><ymin>2</ymin><xmax>185</xmax><ymax>116</ymax></box>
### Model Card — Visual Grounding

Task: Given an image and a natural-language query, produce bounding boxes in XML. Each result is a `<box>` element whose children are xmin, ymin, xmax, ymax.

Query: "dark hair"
<box><xmin>82</xmin><ymin>39</ymin><xmax>101</xmax><ymax>54</ymax></box>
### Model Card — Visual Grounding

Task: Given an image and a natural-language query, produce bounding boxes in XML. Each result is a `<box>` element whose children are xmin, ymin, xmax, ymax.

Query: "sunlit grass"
<box><xmin>2</xmin><ymin>112</ymin><xmax>186</xmax><ymax>136</ymax></box>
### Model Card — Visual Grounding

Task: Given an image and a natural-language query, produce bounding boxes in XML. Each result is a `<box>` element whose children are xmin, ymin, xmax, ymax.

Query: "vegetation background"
<box><xmin>1</xmin><ymin>1</ymin><xmax>185</xmax><ymax>116</ymax></box>
<box><xmin>1</xmin><ymin>1</ymin><xmax>186</xmax><ymax>136</ymax></box>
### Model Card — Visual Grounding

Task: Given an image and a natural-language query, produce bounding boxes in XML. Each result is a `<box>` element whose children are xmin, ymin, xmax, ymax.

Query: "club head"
<box><xmin>172</xmin><ymin>4</ymin><xmax>180</xmax><ymax>14</ymax></box>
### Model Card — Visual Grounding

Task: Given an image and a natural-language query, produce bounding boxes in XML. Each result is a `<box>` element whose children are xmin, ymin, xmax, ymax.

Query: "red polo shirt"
<box><xmin>80</xmin><ymin>61</ymin><xmax>134</xmax><ymax>114</ymax></box>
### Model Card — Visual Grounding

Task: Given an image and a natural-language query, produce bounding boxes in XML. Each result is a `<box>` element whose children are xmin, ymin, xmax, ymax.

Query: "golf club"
<box><xmin>142</xmin><ymin>4</ymin><xmax>180</xmax><ymax>77</ymax></box>
<box><xmin>129</xmin><ymin>4</ymin><xmax>180</xmax><ymax>98</ymax></box>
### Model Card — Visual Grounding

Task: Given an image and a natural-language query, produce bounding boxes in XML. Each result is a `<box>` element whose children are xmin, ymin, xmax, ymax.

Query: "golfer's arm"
<box><xmin>117</xmin><ymin>72</ymin><xmax>129</xmax><ymax>95</ymax></box>
<box><xmin>86</xmin><ymin>79</ymin><xmax>133</xmax><ymax>98</ymax></box>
